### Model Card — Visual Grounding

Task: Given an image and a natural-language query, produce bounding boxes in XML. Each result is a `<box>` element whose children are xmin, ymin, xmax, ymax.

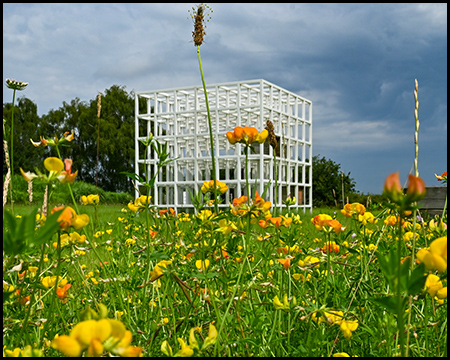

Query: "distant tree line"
<box><xmin>4</xmin><ymin>84</ymin><xmax>380</xmax><ymax>207</ymax></box>
<box><xmin>3</xmin><ymin>85</ymin><xmax>141</xmax><ymax>194</ymax></box>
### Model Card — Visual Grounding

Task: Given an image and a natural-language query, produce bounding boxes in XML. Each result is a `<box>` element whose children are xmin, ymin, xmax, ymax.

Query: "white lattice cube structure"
<box><xmin>135</xmin><ymin>79</ymin><xmax>312</xmax><ymax>213</ymax></box>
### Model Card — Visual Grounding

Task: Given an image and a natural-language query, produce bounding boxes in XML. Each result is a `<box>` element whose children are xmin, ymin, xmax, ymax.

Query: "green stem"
<box><xmin>197</xmin><ymin>45</ymin><xmax>219</xmax><ymax>215</ymax></box>
<box><xmin>215</xmin><ymin>233</ymin><xmax>248</xmax><ymax>356</ymax></box>
<box><xmin>396</xmin><ymin>213</ymin><xmax>405</xmax><ymax>357</ymax></box>
<box><xmin>55</xmin><ymin>144</ymin><xmax>80</xmax><ymax>214</ymax></box>
<box><xmin>9</xmin><ymin>89</ymin><xmax>17</xmax><ymax>215</ymax></box>
<box><xmin>245</xmin><ymin>146</ymin><xmax>251</xmax><ymax>204</ymax></box>
<box><xmin>19</xmin><ymin>237</ymin><xmax>48</xmax><ymax>347</ymax></box>
<box><xmin>42</xmin><ymin>231</ymin><xmax>63</xmax><ymax>339</ymax></box>
<box><xmin>323</xmin><ymin>232</ymin><xmax>331</xmax><ymax>304</ymax></box>
<box><xmin>274</xmin><ymin>151</ymin><xmax>278</xmax><ymax>216</ymax></box>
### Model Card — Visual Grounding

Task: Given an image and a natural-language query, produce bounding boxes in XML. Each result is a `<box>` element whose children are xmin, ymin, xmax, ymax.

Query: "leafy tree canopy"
<box><xmin>3</xmin><ymin>85</ymin><xmax>136</xmax><ymax>193</ymax></box>
<box><xmin>311</xmin><ymin>154</ymin><xmax>356</xmax><ymax>207</ymax></box>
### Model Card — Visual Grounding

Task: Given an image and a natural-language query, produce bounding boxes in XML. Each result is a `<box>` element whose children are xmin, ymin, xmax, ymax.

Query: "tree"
<box><xmin>38</xmin><ymin>85</ymin><xmax>136</xmax><ymax>193</ymax></box>
<box><xmin>3</xmin><ymin>97</ymin><xmax>46</xmax><ymax>175</ymax></box>
<box><xmin>310</xmin><ymin>154</ymin><xmax>356</xmax><ymax>207</ymax></box>
<box><xmin>4</xmin><ymin>85</ymin><xmax>154</xmax><ymax>196</ymax></box>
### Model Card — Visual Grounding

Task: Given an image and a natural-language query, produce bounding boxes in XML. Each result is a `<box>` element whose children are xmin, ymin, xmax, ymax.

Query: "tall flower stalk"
<box><xmin>191</xmin><ymin>4</ymin><xmax>219</xmax><ymax>215</ymax></box>
<box><xmin>383</xmin><ymin>171</ymin><xmax>426</xmax><ymax>357</ymax></box>
<box><xmin>5</xmin><ymin>78</ymin><xmax>28</xmax><ymax>214</ymax></box>
<box><xmin>266</xmin><ymin>120</ymin><xmax>278</xmax><ymax>214</ymax></box>
<box><xmin>95</xmin><ymin>93</ymin><xmax>102</xmax><ymax>228</ymax></box>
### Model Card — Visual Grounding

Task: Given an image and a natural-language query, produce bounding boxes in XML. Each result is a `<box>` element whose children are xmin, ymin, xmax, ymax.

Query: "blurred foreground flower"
<box><xmin>52</xmin><ymin>318</ymin><xmax>142</xmax><ymax>357</ymax></box>
<box><xmin>383</xmin><ymin>172</ymin><xmax>426</xmax><ymax>207</ymax></box>
<box><xmin>416</xmin><ymin>236</ymin><xmax>447</xmax><ymax>273</ymax></box>
<box><xmin>51</xmin><ymin>206</ymin><xmax>90</xmax><ymax>232</ymax></box>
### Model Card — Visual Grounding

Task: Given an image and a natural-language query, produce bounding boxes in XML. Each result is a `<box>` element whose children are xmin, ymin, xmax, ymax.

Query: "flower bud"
<box><xmin>406</xmin><ymin>174</ymin><xmax>426</xmax><ymax>203</ymax></box>
<box><xmin>383</xmin><ymin>172</ymin><xmax>402</xmax><ymax>202</ymax></box>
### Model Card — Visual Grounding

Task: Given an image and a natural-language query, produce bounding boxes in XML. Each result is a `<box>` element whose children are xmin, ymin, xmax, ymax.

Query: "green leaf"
<box><xmin>371</xmin><ymin>296</ymin><xmax>401</xmax><ymax>313</ymax></box>
<box><xmin>3</xmin><ymin>210</ymin><xmax>34</xmax><ymax>256</ymax></box>
<box><xmin>120</xmin><ymin>171</ymin><xmax>145</xmax><ymax>183</ymax></box>
<box><xmin>30</xmin><ymin>209</ymin><xmax>63</xmax><ymax>250</ymax></box>
<box><xmin>407</xmin><ymin>262</ymin><xmax>427</xmax><ymax>295</ymax></box>
<box><xmin>376</xmin><ymin>249</ymin><xmax>399</xmax><ymax>290</ymax></box>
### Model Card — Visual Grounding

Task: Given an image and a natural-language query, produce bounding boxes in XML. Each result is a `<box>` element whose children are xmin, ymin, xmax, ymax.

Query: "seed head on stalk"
<box><xmin>189</xmin><ymin>3</ymin><xmax>213</xmax><ymax>46</ymax></box>
<box><xmin>265</xmin><ymin>120</ymin><xmax>279</xmax><ymax>155</ymax></box>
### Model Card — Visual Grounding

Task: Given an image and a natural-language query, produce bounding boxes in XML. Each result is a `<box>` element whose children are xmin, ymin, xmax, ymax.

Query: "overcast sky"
<box><xmin>3</xmin><ymin>3</ymin><xmax>447</xmax><ymax>194</ymax></box>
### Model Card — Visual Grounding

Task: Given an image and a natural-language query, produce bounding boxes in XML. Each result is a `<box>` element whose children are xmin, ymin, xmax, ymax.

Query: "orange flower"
<box><xmin>311</xmin><ymin>214</ymin><xmax>333</xmax><ymax>231</ymax></box>
<box><xmin>226</xmin><ymin>126</ymin><xmax>268</xmax><ymax>145</ymax></box>
<box><xmin>159</xmin><ymin>208</ymin><xmax>176</xmax><ymax>217</ymax></box>
<box><xmin>16</xmin><ymin>290</ymin><xmax>30</xmax><ymax>306</ymax></box>
<box><xmin>230</xmin><ymin>195</ymin><xmax>250</xmax><ymax>216</ymax></box>
<box><xmin>59</xmin><ymin>159</ymin><xmax>78</xmax><ymax>183</ymax></box>
<box><xmin>435</xmin><ymin>171</ymin><xmax>447</xmax><ymax>182</ymax></box>
<box><xmin>254</xmin><ymin>191</ymin><xmax>272</xmax><ymax>212</ymax></box>
<box><xmin>269</xmin><ymin>216</ymin><xmax>292</xmax><ymax>229</ymax></box>
<box><xmin>327</xmin><ymin>219</ymin><xmax>343</xmax><ymax>234</ymax></box>
<box><xmin>258</xmin><ymin>219</ymin><xmax>269</xmax><ymax>229</ymax></box>
<box><xmin>226</xmin><ymin>126</ymin><xmax>243</xmax><ymax>144</ymax></box>
<box><xmin>57</xmin><ymin>283</ymin><xmax>72</xmax><ymax>300</ymax></box>
<box><xmin>277</xmin><ymin>258</ymin><xmax>291</xmax><ymax>270</ymax></box>
<box><xmin>233</xmin><ymin>195</ymin><xmax>248</xmax><ymax>207</ymax></box>
<box><xmin>52</xmin><ymin>206</ymin><xmax>90</xmax><ymax>232</ymax></box>
<box><xmin>321</xmin><ymin>241</ymin><xmax>340</xmax><ymax>254</ymax></box>
<box><xmin>341</xmin><ymin>203</ymin><xmax>365</xmax><ymax>218</ymax></box>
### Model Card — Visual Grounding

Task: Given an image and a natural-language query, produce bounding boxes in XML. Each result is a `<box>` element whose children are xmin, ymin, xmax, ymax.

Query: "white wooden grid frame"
<box><xmin>135</xmin><ymin>79</ymin><xmax>312</xmax><ymax>213</ymax></box>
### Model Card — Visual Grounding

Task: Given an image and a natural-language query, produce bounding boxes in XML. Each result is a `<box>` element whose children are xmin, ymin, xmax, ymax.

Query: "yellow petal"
<box><xmin>44</xmin><ymin>157</ymin><xmax>64</xmax><ymax>172</ymax></box>
<box><xmin>161</xmin><ymin>340</ymin><xmax>173</xmax><ymax>357</ymax></box>
<box><xmin>52</xmin><ymin>335</ymin><xmax>82</xmax><ymax>357</ymax></box>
